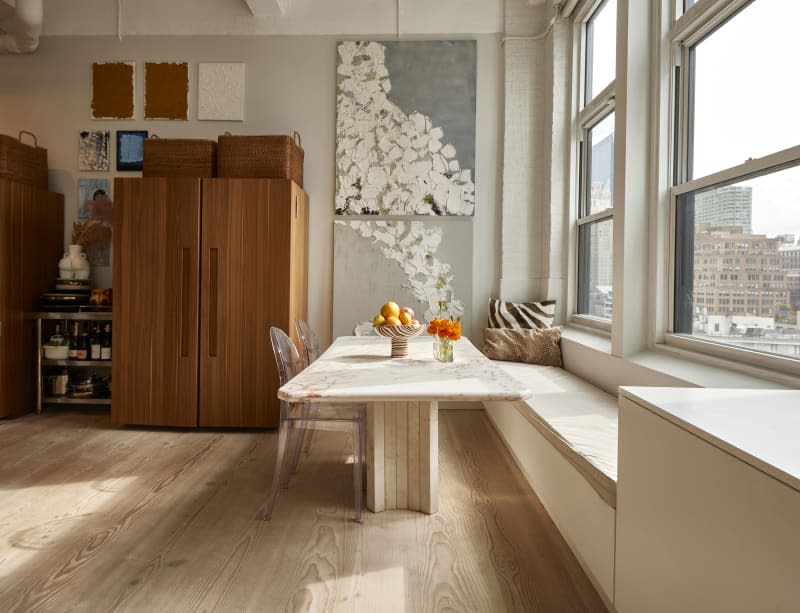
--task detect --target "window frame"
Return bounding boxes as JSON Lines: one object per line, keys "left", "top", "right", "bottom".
{"left": 574, "top": 0, "right": 617, "bottom": 328}
{"left": 666, "top": 0, "right": 800, "bottom": 376}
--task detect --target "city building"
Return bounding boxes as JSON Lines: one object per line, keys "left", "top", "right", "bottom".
{"left": 780, "top": 242, "right": 800, "bottom": 309}
{"left": 694, "top": 185, "right": 753, "bottom": 234}
{"left": 693, "top": 224, "right": 789, "bottom": 324}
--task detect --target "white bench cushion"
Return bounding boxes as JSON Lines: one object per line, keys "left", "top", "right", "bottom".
{"left": 491, "top": 361, "right": 618, "bottom": 507}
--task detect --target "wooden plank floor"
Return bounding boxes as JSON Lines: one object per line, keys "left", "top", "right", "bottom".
{"left": 0, "top": 410, "right": 607, "bottom": 613}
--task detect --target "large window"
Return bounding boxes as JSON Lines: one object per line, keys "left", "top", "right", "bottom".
{"left": 577, "top": 0, "right": 616, "bottom": 321}
{"left": 673, "top": 0, "right": 800, "bottom": 362}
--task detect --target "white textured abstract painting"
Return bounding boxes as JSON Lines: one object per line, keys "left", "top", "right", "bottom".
{"left": 333, "top": 220, "right": 472, "bottom": 338}
{"left": 198, "top": 63, "right": 245, "bottom": 121}
{"left": 335, "top": 41, "right": 476, "bottom": 216}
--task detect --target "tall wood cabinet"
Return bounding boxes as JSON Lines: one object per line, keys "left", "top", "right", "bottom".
{"left": 0, "top": 178, "right": 64, "bottom": 418}
{"left": 112, "top": 177, "right": 308, "bottom": 428}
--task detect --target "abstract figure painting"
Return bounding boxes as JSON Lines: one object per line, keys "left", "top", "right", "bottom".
{"left": 78, "top": 130, "right": 110, "bottom": 171}
{"left": 198, "top": 63, "right": 245, "bottom": 121}
{"left": 91, "top": 62, "right": 135, "bottom": 119}
{"left": 335, "top": 40, "right": 476, "bottom": 216}
{"left": 332, "top": 219, "right": 473, "bottom": 338}
{"left": 77, "top": 178, "right": 110, "bottom": 220}
{"left": 145, "top": 62, "right": 189, "bottom": 120}
{"left": 73, "top": 179, "right": 113, "bottom": 267}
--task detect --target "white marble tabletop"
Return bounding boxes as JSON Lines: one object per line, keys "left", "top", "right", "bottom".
{"left": 620, "top": 387, "right": 800, "bottom": 493}
{"left": 279, "top": 335, "right": 532, "bottom": 403}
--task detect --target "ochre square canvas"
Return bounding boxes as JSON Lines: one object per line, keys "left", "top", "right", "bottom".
{"left": 91, "top": 62, "right": 135, "bottom": 119}
{"left": 145, "top": 62, "right": 189, "bottom": 120}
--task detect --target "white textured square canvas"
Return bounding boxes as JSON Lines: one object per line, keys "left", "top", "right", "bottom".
{"left": 198, "top": 63, "right": 245, "bottom": 121}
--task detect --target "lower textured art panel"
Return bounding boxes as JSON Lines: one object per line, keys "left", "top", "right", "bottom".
{"left": 333, "top": 219, "right": 473, "bottom": 338}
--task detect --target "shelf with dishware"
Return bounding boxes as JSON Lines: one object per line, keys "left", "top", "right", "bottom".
{"left": 31, "top": 311, "right": 113, "bottom": 412}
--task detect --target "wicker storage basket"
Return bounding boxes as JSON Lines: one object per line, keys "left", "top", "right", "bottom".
{"left": 0, "top": 131, "right": 48, "bottom": 189}
{"left": 217, "top": 132, "right": 304, "bottom": 187}
{"left": 142, "top": 136, "right": 217, "bottom": 177}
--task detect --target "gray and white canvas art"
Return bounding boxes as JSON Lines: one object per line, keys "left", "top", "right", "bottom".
{"left": 335, "top": 40, "right": 477, "bottom": 216}
{"left": 333, "top": 219, "right": 473, "bottom": 338}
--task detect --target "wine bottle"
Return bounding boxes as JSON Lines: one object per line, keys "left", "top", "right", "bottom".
{"left": 76, "top": 325, "right": 89, "bottom": 360}
{"left": 68, "top": 322, "right": 79, "bottom": 359}
{"left": 100, "top": 323, "right": 112, "bottom": 361}
{"left": 90, "top": 324, "right": 101, "bottom": 360}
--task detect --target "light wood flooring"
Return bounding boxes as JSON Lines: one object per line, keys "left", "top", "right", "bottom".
{"left": 0, "top": 409, "right": 607, "bottom": 612}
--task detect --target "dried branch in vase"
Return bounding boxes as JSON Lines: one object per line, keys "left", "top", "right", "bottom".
{"left": 71, "top": 219, "right": 112, "bottom": 249}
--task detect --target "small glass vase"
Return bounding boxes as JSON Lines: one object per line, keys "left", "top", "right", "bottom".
{"left": 433, "top": 336, "right": 454, "bottom": 363}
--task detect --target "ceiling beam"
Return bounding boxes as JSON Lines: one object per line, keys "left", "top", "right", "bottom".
{"left": 242, "top": 0, "right": 290, "bottom": 17}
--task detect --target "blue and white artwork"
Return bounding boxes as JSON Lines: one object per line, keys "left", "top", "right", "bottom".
{"left": 335, "top": 40, "right": 477, "bottom": 216}
{"left": 116, "top": 130, "right": 147, "bottom": 171}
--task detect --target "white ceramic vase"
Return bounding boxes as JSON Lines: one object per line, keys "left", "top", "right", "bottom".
{"left": 68, "top": 244, "right": 91, "bottom": 280}
{"left": 58, "top": 252, "right": 73, "bottom": 279}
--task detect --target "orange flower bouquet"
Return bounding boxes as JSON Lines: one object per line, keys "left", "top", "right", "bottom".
{"left": 427, "top": 301, "right": 461, "bottom": 363}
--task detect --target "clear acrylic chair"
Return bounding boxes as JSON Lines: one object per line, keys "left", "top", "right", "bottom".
{"left": 293, "top": 319, "right": 322, "bottom": 460}
{"left": 264, "top": 326, "right": 365, "bottom": 523}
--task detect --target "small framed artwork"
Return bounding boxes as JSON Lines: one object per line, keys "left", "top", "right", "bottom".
{"left": 116, "top": 130, "right": 148, "bottom": 171}
{"left": 77, "top": 178, "right": 111, "bottom": 219}
{"left": 78, "top": 130, "right": 111, "bottom": 171}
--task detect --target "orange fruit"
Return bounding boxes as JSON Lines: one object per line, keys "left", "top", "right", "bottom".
{"left": 380, "top": 301, "right": 400, "bottom": 319}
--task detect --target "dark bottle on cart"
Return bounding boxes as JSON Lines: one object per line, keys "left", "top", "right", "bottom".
{"left": 100, "top": 323, "right": 112, "bottom": 360}
{"left": 68, "top": 322, "right": 79, "bottom": 359}
{"left": 76, "top": 325, "right": 89, "bottom": 360}
{"left": 90, "top": 324, "right": 101, "bottom": 360}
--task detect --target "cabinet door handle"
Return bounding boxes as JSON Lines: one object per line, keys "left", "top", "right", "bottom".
{"left": 181, "top": 248, "right": 191, "bottom": 358}
{"left": 209, "top": 248, "right": 218, "bottom": 358}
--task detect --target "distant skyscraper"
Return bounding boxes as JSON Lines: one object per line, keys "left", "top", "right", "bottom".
{"left": 694, "top": 186, "right": 753, "bottom": 234}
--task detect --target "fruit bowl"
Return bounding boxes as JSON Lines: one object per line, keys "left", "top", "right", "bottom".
{"left": 374, "top": 324, "right": 424, "bottom": 358}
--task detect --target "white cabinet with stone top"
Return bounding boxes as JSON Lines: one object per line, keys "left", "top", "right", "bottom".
{"left": 614, "top": 387, "right": 800, "bottom": 613}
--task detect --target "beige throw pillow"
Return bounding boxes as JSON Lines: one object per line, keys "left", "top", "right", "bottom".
{"left": 482, "top": 326, "right": 563, "bottom": 367}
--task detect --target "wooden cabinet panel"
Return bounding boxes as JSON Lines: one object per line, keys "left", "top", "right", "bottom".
{"left": 18, "top": 186, "right": 64, "bottom": 417}
{"left": 200, "top": 179, "right": 278, "bottom": 428}
{"left": 289, "top": 182, "right": 309, "bottom": 348}
{"left": 0, "top": 180, "right": 22, "bottom": 418}
{"left": 114, "top": 178, "right": 307, "bottom": 428}
{"left": 0, "top": 179, "right": 63, "bottom": 418}
{"left": 113, "top": 178, "right": 200, "bottom": 427}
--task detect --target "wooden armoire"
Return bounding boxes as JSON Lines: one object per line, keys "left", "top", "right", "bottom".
{"left": 0, "top": 178, "right": 64, "bottom": 418}
{"left": 112, "top": 177, "right": 308, "bottom": 428}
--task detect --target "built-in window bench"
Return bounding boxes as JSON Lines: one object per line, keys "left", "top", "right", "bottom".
{"left": 483, "top": 361, "right": 619, "bottom": 606}
{"left": 485, "top": 364, "right": 800, "bottom": 613}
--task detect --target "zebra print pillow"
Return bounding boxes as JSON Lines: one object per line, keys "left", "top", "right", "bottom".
{"left": 487, "top": 298, "right": 556, "bottom": 330}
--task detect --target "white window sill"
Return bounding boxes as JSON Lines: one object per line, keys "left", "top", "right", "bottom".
{"left": 561, "top": 325, "right": 798, "bottom": 391}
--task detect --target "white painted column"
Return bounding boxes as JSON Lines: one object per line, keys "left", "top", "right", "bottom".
{"left": 499, "top": 0, "right": 551, "bottom": 303}
{"left": 611, "top": 0, "right": 653, "bottom": 357}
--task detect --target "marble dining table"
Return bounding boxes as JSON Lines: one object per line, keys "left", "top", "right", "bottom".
{"left": 278, "top": 335, "right": 531, "bottom": 515}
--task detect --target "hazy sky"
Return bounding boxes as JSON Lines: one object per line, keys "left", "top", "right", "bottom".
{"left": 693, "top": 0, "right": 800, "bottom": 237}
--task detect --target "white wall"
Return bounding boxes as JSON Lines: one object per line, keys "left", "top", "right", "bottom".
{"left": 38, "top": 0, "right": 505, "bottom": 36}
{"left": 0, "top": 31, "right": 503, "bottom": 344}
